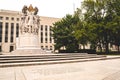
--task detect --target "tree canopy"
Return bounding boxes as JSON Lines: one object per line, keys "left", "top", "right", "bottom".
{"left": 52, "top": 0, "right": 120, "bottom": 53}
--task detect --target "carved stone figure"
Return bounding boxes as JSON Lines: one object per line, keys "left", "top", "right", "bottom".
{"left": 20, "top": 4, "right": 40, "bottom": 35}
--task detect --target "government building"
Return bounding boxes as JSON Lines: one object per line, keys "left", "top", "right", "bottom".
{"left": 0, "top": 9, "right": 60, "bottom": 53}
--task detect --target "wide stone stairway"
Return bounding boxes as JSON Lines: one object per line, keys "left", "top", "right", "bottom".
{"left": 0, "top": 53, "right": 107, "bottom": 67}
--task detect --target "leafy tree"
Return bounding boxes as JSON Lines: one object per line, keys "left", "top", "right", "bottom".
{"left": 82, "top": 0, "right": 107, "bottom": 52}
{"left": 52, "top": 14, "right": 79, "bottom": 52}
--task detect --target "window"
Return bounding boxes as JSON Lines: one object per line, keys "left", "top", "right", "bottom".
{"left": 50, "top": 46, "right": 52, "bottom": 50}
{"left": 45, "top": 38, "right": 47, "bottom": 43}
{"left": 6, "top": 17, "right": 9, "bottom": 20}
{"left": 45, "top": 32, "right": 47, "bottom": 36}
{"left": 16, "top": 18, "right": 19, "bottom": 21}
{"left": 41, "top": 46, "right": 43, "bottom": 49}
{"left": 10, "top": 23, "right": 14, "bottom": 42}
{"left": 5, "top": 23, "right": 9, "bottom": 42}
{"left": 0, "top": 16, "right": 3, "bottom": 20}
{"left": 11, "top": 17, "right": 14, "bottom": 20}
{"left": 50, "top": 37, "right": 52, "bottom": 43}
{"left": 0, "top": 22, "right": 3, "bottom": 42}
{"left": 16, "top": 23, "right": 19, "bottom": 37}
{"left": 41, "top": 37, "right": 43, "bottom": 43}
{"left": 41, "top": 25, "right": 43, "bottom": 31}
{"left": 45, "top": 25, "right": 47, "bottom": 31}
{"left": 41, "top": 32, "right": 43, "bottom": 43}
{"left": 41, "top": 32, "right": 43, "bottom": 37}
{"left": 10, "top": 46, "right": 14, "bottom": 52}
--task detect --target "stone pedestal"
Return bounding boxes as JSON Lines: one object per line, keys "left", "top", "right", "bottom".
{"left": 18, "top": 34, "right": 40, "bottom": 49}
{"left": 11, "top": 34, "right": 46, "bottom": 55}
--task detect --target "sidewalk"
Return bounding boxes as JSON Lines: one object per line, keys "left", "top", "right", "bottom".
{"left": 0, "top": 56, "right": 120, "bottom": 80}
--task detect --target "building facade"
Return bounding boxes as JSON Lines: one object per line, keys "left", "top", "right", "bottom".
{"left": 0, "top": 10, "right": 60, "bottom": 53}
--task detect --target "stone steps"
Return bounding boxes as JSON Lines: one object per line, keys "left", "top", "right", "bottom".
{"left": 0, "top": 53, "right": 106, "bottom": 67}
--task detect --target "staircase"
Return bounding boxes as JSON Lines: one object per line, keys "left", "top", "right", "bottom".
{"left": 0, "top": 53, "right": 106, "bottom": 67}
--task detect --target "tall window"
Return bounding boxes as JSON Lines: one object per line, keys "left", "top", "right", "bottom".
{"left": 45, "top": 32, "right": 47, "bottom": 36}
{"left": 50, "top": 32, "right": 52, "bottom": 43}
{"left": 41, "top": 32, "right": 43, "bottom": 43}
{"left": 5, "top": 23, "right": 9, "bottom": 42}
{"left": 50, "top": 37, "right": 52, "bottom": 43}
{"left": 10, "top": 23, "right": 14, "bottom": 42}
{"left": 16, "top": 23, "right": 19, "bottom": 37}
{"left": 45, "top": 25, "right": 47, "bottom": 31}
{"left": 41, "top": 25, "right": 43, "bottom": 31}
{"left": 0, "top": 22, "right": 3, "bottom": 42}
{"left": 45, "top": 38, "right": 47, "bottom": 43}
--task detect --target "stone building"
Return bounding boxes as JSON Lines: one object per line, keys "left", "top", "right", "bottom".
{"left": 0, "top": 9, "right": 60, "bottom": 53}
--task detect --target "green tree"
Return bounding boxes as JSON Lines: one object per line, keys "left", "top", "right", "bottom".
{"left": 52, "top": 14, "right": 79, "bottom": 52}
{"left": 108, "top": 0, "right": 120, "bottom": 52}
{"left": 82, "top": 0, "right": 107, "bottom": 52}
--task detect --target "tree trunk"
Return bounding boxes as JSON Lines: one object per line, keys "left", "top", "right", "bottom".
{"left": 83, "top": 45, "right": 85, "bottom": 49}
{"left": 105, "top": 42, "right": 109, "bottom": 54}
{"left": 99, "top": 45, "right": 102, "bottom": 52}
{"left": 117, "top": 45, "right": 120, "bottom": 52}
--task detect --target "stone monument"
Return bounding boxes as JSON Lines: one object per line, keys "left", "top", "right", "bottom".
{"left": 11, "top": 5, "right": 46, "bottom": 54}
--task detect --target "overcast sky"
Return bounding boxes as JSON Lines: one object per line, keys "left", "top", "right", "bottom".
{"left": 0, "top": 0, "right": 83, "bottom": 18}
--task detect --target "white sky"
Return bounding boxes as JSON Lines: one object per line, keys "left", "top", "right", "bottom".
{"left": 0, "top": 0, "right": 83, "bottom": 18}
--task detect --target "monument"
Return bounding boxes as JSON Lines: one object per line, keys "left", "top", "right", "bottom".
{"left": 11, "top": 5, "right": 46, "bottom": 54}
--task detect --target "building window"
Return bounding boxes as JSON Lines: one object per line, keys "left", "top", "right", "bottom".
{"left": 0, "top": 16, "right": 3, "bottom": 20}
{"left": 45, "top": 25, "right": 47, "bottom": 31}
{"left": 41, "top": 32, "right": 43, "bottom": 37}
{"left": 41, "top": 32, "right": 43, "bottom": 43}
{"left": 16, "top": 23, "right": 19, "bottom": 37}
{"left": 50, "top": 37, "right": 52, "bottom": 43}
{"left": 5, "top": 23, "right": 9, "bottom": 42}
{"left": 45, "top": 38, "right": 47, "bottom": 43}
{"left": 10, "top": 23, "right": 14, "bottom": 42}
{"left": 41, "top": 37, "right": 43, "bottom": 43}
{"left": 16, "top": 18, "right": 19, "bottom": 21}
{"left": 41, "top": 46, "right": 43, "bottom": 49}
{"left": 45, "top": 32, "right": 47, "bottom": 36}
{"left": 11, "top": 17, "right": 14, "bottom": 20}
{"left": 10, "top": 46, "right": 14, "bottom": 52}
{"left": 41, "top": 25, "right": 43, "bottom": 31}
{"left": 0, "top": 22, "right": 3, "bottom": 42}
{"left": 6, "top": 17, "right": 9, "bottom": 20}
{"left": 50, "top": 46, "right": 52, "bottom": 50}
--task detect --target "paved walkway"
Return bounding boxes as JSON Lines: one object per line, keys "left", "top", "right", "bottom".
{"left": 0, "top": 56, "right": 120, "bottom": 80}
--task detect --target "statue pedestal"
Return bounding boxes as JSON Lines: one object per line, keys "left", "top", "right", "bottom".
{"left": 18, "top": 33, "right": 40, "bottom": 49}
{"left": 11, "top": 34, "right": 47, "bottom": 55}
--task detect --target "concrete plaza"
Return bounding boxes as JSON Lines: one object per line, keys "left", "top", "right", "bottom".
{"left": 0, "top": 56, "right": 120, "bottom": 80}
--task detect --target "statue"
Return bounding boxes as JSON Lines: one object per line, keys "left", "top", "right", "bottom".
{"left": 20, "top": 4, "right": 40, "bottom": 35}
{"left": 11, "top": 4, "right": 47, "bottom": 55}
